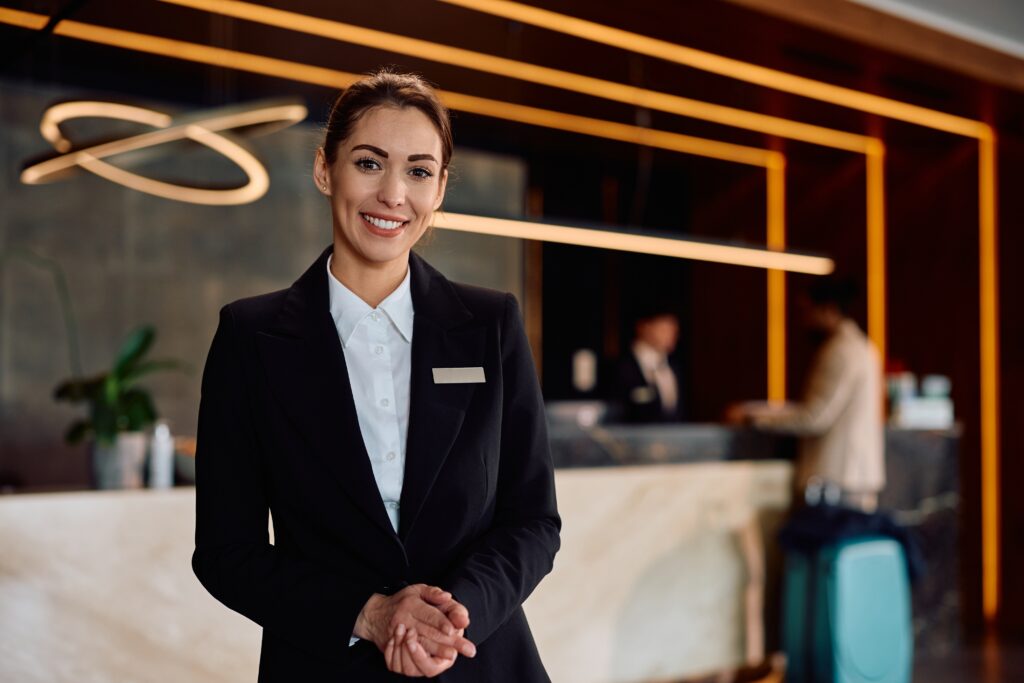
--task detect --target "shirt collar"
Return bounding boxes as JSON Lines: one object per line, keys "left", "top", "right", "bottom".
{"left": 632, "top": 340, "right": 667, "bottom": 373}
{"left": 327, "top": 255, "right": 414, "bottom": 347}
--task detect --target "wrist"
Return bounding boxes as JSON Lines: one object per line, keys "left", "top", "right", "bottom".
{"left": 354, "top": 592, "right": 386, "bottom": 641}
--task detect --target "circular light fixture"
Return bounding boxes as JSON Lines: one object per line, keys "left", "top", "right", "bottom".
{"left": 21, "top": 99, "right": 308, "bottom": 205}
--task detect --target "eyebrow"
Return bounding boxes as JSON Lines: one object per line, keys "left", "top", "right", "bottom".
{"left": 352, "top": 144, "right": 437, "bottom": 164}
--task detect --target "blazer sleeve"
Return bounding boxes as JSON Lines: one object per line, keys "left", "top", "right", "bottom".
{"left": 441, "top": 293, "right": 561, "bottom": 644}
{"left": 192, "top": 305, "right": 374, "bottom": 660}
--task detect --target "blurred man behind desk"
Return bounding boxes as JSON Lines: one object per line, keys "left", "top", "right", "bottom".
{"left": 613, "top": 309, "right": 686, "bottom": 423}
{"left": 732, "top": 278, "right": 884, "bottom": 512}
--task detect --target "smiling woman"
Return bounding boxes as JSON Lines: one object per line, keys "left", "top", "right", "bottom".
{"left": 191, "top": 69, "right": 561, "bottom": 682}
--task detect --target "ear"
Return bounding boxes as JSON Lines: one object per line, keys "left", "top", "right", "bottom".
{"left": 313, "top": 147, "right": 331, "bottom": 195}
{"left": 433, "top": 168, "right": 449, "bottom": 211}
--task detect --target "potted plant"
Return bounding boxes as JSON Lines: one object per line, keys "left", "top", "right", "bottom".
{"left": 54, "top": 325, "right": 183, "bottom": 489}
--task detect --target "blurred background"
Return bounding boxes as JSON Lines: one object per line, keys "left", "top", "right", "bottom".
{"left": 2, "top": 1, "right": 1023, "bottom": 681}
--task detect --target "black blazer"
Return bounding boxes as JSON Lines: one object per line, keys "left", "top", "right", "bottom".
{"left": 612, "top": 353, "right": 686, "bottom": 424}
{"left": 193, "top": 247, "right": 561, "bottom": 682}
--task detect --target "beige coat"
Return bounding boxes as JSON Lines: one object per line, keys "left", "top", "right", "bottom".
{"left": 754, "top": 320, "right": 885, "bottom": 495}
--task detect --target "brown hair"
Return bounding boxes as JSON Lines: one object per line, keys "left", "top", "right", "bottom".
{"left": 322, "top": 68, "right": 453, "bottom": 169}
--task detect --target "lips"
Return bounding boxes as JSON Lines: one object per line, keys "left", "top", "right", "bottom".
{"left": 360, "top": 212, "right": 409, "bottom": 237}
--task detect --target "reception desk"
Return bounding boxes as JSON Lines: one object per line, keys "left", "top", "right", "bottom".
{"left": 0, "top": 424, "right": 958, "bottom": 682}
{"left": 0, "top": 461, "right": 791, "bottom": 683}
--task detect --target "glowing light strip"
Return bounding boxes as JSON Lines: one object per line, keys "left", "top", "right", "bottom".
{"left": 157, "top": 0, "right": 872, "bottom": 153}
{"left": 439, "top": 0, "right": 988, "bottom": 139}
{"left": 40, "top": 101, "right": 171, "bottom": 152}
{"left": 866, "top": 142, "right": 887, "bottom": 363}
{"left": 21, "top": 101, "right": 307, "bottom": 205}
{"left": 434, "top": 212, "right": 833, "bottom": 275}
{"left": 979, "top": 129, "right": 1000, "bottom": 620}
{"left": 0, "top": 7, "right": 46, "bottom": 29}
{"left": 767, "top": 159, "right": 787, "bottom": 401}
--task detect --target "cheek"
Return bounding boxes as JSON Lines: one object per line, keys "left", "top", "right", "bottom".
{"left": 409, "top": 181, "right": 442, "bottom": 213}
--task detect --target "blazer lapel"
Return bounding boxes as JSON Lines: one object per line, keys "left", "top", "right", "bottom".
{"left": 256, "top": 246, "right": 398, "bottom": 541}
{"left": 398, "top": 252, "right": 482, "bottom": 539}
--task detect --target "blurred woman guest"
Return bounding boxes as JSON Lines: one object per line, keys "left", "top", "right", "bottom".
{"left": 192, "top": 69, "right": 560, "bottom": 681}
{"left": 729, "top": 278, "right": 884, "bottom": 512}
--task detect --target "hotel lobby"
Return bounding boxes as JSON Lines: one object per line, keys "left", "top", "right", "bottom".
{"left": 2, "top": 1, "right": 1024, "bottom": 681}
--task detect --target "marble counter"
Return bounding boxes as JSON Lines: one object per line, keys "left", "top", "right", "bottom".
{"left": 0, "top": 489, "right": 262, "bottom": 683}
{"left": 0, "top": 461, "right": 791, "bottom": 683}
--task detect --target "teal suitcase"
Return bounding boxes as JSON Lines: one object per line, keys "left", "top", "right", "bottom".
{"left": 782, "top": 536, "right": 913, "bottom": 683}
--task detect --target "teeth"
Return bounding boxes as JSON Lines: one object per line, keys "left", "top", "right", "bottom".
{"left": 363, "top": 214, "right": 404, "bottom": 230}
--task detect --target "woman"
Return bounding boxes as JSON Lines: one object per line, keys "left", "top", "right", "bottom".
{"left": 192, "top": 70, "right": 561, "bottom": 681}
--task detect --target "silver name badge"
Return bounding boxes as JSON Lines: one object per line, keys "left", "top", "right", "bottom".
{"left": 432, "top": 367, "right": 486, "bottom": 384}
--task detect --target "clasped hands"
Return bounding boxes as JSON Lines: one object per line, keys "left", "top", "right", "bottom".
{"left": 354, "top": 584, "right": 476, "bottom": 678}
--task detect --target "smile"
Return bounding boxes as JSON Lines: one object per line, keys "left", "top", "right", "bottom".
{"left": 361, "top": 213, "right": 407, "bottom": 230}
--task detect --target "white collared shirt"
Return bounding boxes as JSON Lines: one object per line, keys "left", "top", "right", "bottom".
{"left": 327, "top": 255, "right": 413, "bottom": 533}
{"left": 632, "top": 340, "right": 678, "bottom": 414}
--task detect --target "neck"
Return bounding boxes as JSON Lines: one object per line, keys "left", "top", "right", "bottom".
{"left": 330, "top": 244, "right": 408, "bottom": 309}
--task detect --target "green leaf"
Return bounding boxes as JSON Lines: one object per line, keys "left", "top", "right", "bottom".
{"left": 121, "top": 388, "right": 157, "bottom": 431}
{"left": 64, "top": 420, "right": 91, "bottom": 445}
{"left": 112, "top": 326, "right": 155, "bottom": 378}
{"left": 54, "top": 373, "right": 105, "bottom": 402}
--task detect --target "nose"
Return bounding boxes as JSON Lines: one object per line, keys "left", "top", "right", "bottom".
{"left": 377, "top": 170, "right": 406, "bottom": 208}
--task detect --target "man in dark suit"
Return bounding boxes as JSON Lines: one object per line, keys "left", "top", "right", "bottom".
{"left": 613, "top": 310, "right": 685, "bottom": 423}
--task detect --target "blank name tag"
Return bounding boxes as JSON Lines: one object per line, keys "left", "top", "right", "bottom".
{"left": 433, "top": 367, "right": 486, "bottom": 384}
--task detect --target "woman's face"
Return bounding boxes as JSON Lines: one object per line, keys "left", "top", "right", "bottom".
{"left": 315, "top": 106, "right": 447, "bottom": 270}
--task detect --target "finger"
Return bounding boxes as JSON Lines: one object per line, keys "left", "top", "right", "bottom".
{"left": 390, "top": 625, "right": 406, "bottom": 674}
{"left": 385, "top": 637, "right": 397, "bottom": 673}
{"left": 408, "top": 610, "right": 457, "bottom": 641}
{"left": 401, "top": 630, "right": 426, "bottom": 677}
{"left": 392, "top": 634, "right": 403, "bottom": 674}
{"left": 420, "top": 586, "right": 453, "bottom": 605}
{"left": 441, "top": 600, "right": 471, "bottom": 630}
{"left": 409, "top": 616, "right": 475, "bottom": 659}
{"left": 407, "top": 631, "right": 455, "bottom": 678}
{"left": 417, "top": 634, "right": 458, "bottom": 661}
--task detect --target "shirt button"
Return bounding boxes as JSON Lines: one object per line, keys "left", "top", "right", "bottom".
{"left": 387, "top": 501, "right": 399, "bottom": 509}
{"left": 371, "top": 312, "right": 380, "bottom": 322}
{"left": 380, "top": 398, "right": 390, "bottom": 408}
{"left": 386, "top": 451, "right": 396, "bottom": 461}
{"left": 375, "top": 345, "right": 384, "bottom": 355}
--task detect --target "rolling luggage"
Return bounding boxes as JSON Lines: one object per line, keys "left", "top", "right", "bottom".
{"left": 782, "top": 536, "right": 913, "bottom": 683}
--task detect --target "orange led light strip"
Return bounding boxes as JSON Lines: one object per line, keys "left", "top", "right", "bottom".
{"left": 435, "top": 212, "right": 832, "bottom": 275}
{"left": 158, "top": 0, "right": 873, "bottom": 153}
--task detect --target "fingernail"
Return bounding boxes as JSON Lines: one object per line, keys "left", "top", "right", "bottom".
{"left": 396, "top": 623, "right": 406, "bottom": 637}
{"left": 445, "top": 624, "right": 454, "bottom": 635}
{"left": 408, "top": 640, "right": 418, "bottom": 653}
{"left": 467, "top": 644, "right": 477, "bottom": 657}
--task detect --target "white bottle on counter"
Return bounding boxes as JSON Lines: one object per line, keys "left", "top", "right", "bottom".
{"left": 149, "top": 421, "right": 174, "bottom": 489}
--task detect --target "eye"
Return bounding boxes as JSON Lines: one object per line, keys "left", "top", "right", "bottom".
{"left": 409, "top": 166, "right": 434, "bottom": 180}
{"left": 355, "top": 156, "right": 382, "bottom": 171}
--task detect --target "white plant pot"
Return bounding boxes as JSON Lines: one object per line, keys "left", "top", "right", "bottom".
{"left": 91, "top": 432, "right": 147, "bottom": 489}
